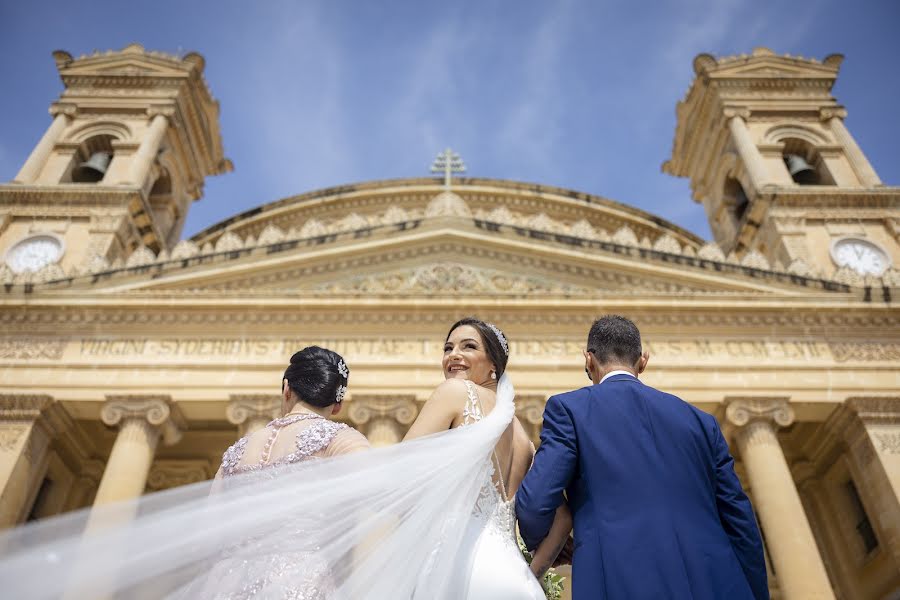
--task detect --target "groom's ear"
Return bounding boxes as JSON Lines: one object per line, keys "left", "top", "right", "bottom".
{"left": 635, "top": 350, "right": 650, "bottom": 375}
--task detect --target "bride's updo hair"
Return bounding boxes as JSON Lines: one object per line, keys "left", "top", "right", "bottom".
{"left": 283, "top": 346, "right": 349, "bottom": 408}
{"left": 446, "top": 317, "right": 509, "bottom": 379}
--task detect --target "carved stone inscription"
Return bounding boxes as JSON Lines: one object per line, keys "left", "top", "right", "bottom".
{"left": 0, "top": 337, "right": 895, "bottom": 364}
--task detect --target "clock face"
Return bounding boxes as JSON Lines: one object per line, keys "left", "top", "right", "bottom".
{"left": 830, "top": 238, "right": 891, "bottom": 276}
{"left": 4, "top": 234, "right": 65, "bottom": 274}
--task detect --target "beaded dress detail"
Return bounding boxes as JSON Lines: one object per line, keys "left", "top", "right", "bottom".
{"left": 188, "top": 413, "right": 352, "bottom": 600}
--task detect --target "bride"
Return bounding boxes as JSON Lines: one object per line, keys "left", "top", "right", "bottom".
{"left": 404, "top": 317, "right": 570, "bottom": 598}
{"left": 0, "top": 324, "right": 569, "bottom": 599}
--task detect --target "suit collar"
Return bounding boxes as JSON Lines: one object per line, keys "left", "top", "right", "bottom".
{"left": 599, "top": 370, "right": 638, "bottom": 385}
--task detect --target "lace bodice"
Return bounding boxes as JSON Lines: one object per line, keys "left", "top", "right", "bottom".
{"left": 220, "top": 413, "right": 349, "bottom": 477}
{"left": 460, "top": 381, "right": 517, "bottom": 541}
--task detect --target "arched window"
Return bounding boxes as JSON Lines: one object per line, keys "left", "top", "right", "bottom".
{"left": 781, "top": 139, "right": 834, "bottom": 186}
{"left": 723, "top": 176, "right": 750, "bottom": 223}
{"left": 67, "top": 135, "right": 115, "bottom": 183}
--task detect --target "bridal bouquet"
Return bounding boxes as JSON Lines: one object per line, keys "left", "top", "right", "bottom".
{"left": 517, "top": 536, "right": 566, "bottom": 600}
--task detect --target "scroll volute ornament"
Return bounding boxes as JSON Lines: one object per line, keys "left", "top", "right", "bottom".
{"left": 347, "top": 396, "right": 419, "bottom": 427}
{"left": 724, "top": 397, "right": 795, "bottom": 429}
{"left": 101, "top": 395, "right": 185, "bottom": 445}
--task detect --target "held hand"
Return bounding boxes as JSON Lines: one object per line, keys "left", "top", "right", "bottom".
{"left": 552, "top": 536, "right": 575, "bottom": 567}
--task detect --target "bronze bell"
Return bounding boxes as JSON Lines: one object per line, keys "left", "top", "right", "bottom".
{"left": 72, "top": 151, "right": 111, "bottom": 183}
{"left": 783, "top": 153, "right": 817, "bottom": 184}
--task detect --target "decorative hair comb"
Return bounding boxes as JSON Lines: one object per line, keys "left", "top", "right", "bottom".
{"left": 337, "top": 359, "right": 349, "bottom": 378}
{"left": 485, "top": 322, "right": 509, "bottom": 355}
{"left": 335, "top": 385, "right": 347, "bottom": 404}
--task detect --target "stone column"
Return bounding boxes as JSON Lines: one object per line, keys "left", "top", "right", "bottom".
{"left": 725, "top": 397, "right": 834, "bottom": 600}
{"left": 726, "top": 108, "right": 769, "bottom": 192}
{"left": 829, "top": 397, "right": 900, "bottom": 567}
{"left": 822, "top": 108, "right": 882, "bottom": 187}
{"left": 226, "top": 395, "right": 281, "bottom": 437}
{"left": 124, "top": 110, "right": 170, "bottom": 186}
{"left": 92, "top": 396, "right": 184, "bottom": 507}
{"left": 13, "top": 104, "right": 75, "bottom": 184}
{"left": 146, "top": 460, "right": 211, "bottom": 492}
{"left": 348, "top": 396, "right": 418, "bottom": 447}
{"left": 0, "top": 395, "right": 70, "bottom": 528}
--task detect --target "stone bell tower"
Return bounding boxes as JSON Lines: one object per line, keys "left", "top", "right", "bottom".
{"left": 664, "top": 48, "right": 899, "bottom": 281}
{"left": 0, "top": 43, "right": 231, "bottom": 279}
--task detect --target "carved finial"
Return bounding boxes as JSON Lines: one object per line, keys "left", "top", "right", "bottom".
{"left": 430, "top": 148, "right": 466, "bottom": 189}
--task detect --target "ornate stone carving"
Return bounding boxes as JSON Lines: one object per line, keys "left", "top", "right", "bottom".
{"left": 227, "top": 395, "right": 280, "bottom": 435}
{"left": 125, "top": 246, "right": 156, "bottom": 267}
{"left": 787, "top": 259, "right": 811, "bottom": 277}
{"left": 697, "top": 243, "right": 726, "bottom": 261}
{"left": 257, "top": 225, "right": 286, "bottom": 246}
{"left": 214, "top": 232, "right": 243, "bottom": 253}
{"left": 611, "top": 226, "right": 638, "bottom": 246}
{"left": 740, "top": 250, "right": 770, "bottom": 270}
{"left": 146, "top": 459, "right": 211, "bottom": 491}
{"left": 299, "top": 219, "right": 327, "bottom": 238}
{"left": 347, "top": 395, "right": 418, "bottom": 446}
{"left": 652, "top": 234, "right": 682, "bottom": 254}
{"left": 0, "top": 338, "right": 65, "bottom": 360}
{"left": 101, "top": 395, "right": 185, "bottom": 446}
{"left": 315, "top": 262, "right": 592, "bottom": 296}
{"left": 425, "top": 190, "right": 471, "bottom": 218}
{"left": 832, "top": 265, "right": 864, "bottom": 287}
{"left": 0, "top": 425, "right": 25, "bottom": 451}
{"left": 334, "top": 213, "right": 369, "bottom": 232}
{"left": 829, "top": 342, "right": 900, "bottom": 363}
{"left": 0, "top": 395, "right": 55, "bottom": 420}
{"left": 724, "top": 397, "right": 794, "bottom": 429}
{"left": 348, "top": 396, "right": 418, "bottom": 427}
{"left": 873, "top": 433, "right": 900, "bottom": 455}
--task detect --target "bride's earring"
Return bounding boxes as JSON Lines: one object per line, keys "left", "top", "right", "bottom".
{"left": 490, "top": 371, "right": 496, "bottom": 380}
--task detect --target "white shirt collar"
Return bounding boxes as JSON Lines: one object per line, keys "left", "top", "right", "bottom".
{"left": 599, "top": 370, "right": 636, "bottom": 384}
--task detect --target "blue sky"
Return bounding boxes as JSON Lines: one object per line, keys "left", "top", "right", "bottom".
{"left": 1, "top": 0, "right": 898, "bottom": 240}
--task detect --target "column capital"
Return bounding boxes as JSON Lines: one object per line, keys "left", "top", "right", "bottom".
{"left": 819, "top": 106, "right": 848, "bottom": 121}
{"left": 48, "top": 102, "right": 77, "bottom": 118}
{"left": 101, "top": 395, "right": 185, "bottom": 446}
{"left": 347, "top": 395, "right": 418, "bottom": 427}
{"left": 226, "top": 395, "right": 280, "bottom": 427}
{"left": 724, "top": 396, "right": 795, "bottom": 429}
{"left": 146, "top": 106, "right": 175, "bottom": 120}
{"left": 723, "top": 106, "right": 752, "bottom": 120}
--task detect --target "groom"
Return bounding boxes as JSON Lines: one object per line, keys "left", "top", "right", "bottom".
{"left": 516, "top": 315, "right": 768, "bottom": 599}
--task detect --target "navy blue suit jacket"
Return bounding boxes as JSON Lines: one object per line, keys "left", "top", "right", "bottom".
{"left": 516, "top": 375, "right": 768, "bottom": 600}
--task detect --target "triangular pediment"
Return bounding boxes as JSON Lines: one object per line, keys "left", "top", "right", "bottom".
{"left": 81, "top": 224, "right": 827, "bottom": 300}
{"left": 63, "top": 57, "right": 187, "bottom": 78}
{"left": 711, "top": 57, "right": 838, "bottom": 80}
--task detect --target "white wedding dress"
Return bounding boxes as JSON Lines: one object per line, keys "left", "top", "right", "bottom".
{"left": 0, "top": 375, "right": 545, "bottom": 599}
{"left": 457, "top": 380, "right": 546, "bottom": 600}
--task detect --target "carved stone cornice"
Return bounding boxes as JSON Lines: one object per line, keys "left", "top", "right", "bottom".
{"left": 146, "top": 459, "right": 211, "bottom": 491}
{"left": 101, "top": 395, "right": 185, "bottom": 445}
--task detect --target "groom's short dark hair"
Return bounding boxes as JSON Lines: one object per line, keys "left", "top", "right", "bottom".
{"left": 587, "top": 315, "right": 642, "bottom": 366}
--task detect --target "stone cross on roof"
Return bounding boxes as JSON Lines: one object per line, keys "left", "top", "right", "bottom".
{"left": 430, "top": 148, "right": 466, "bottom": 189}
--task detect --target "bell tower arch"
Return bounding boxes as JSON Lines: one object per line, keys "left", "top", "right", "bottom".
{"left": 664, "top": 47, "right": 898, "bottom": 280}
{"left": 0, "top": 43, "right": 232, "bottom": 278}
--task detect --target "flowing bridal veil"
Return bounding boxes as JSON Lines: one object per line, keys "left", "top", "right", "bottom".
{"left": 0, "top": 375, "right": 518, "bottom": 599}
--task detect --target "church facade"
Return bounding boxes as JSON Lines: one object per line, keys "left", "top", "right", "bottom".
{"left": 0, "top": 45, "right": 898, "bottom": 599}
